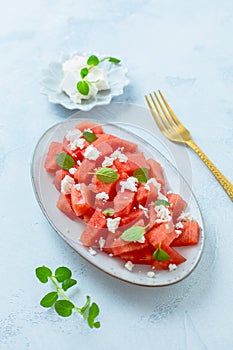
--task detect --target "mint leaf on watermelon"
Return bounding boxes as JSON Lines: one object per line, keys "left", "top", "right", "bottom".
{"left": 133, "top": 168, "right": 149, "bottom": 183}
{"left": 90, "top": 167, "right": 119, "bottom": 184}
{"left": 121, "top": 226, "right": 146, "bottom": 242}
{"left": 102, "top": 208, "right": 115, "bottom": 217}
{"left": 154, "top": 199, "right": 170, "bottom": 207}
{"left": 56, "top": 153, "right": 75, "bottom": 170}
{"left": 153, "top": 244, "right": 170, "bottom": 262}
{"left": 83, "top": 131, "right": 97, "bottom": 143}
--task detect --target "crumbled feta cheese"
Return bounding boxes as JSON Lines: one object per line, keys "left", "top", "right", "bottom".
{"left": 144, "top": 183, "right": 150, "bottom": 191}
{"left": 84, "top": 128, "right": 93, "bottom": 133}
{"left": 102, "top": 147, "right": 128, "bottom": 167}
{"left": 74, "top": 183, "right": 81, "bottom": 191}
{"left": 120, "top": 176, "right": 138, "bottom": 192}
{"left": 124, "top": 261, "right": 134, "bottom": 272}
{"left": 95, "top": 192, "right": 109, "bottom": 201}
{"left": 107, "top": 217, "right": 121, "bottom": 233}
{"left": 69, "top": 167, "right": 77, "bottom": 175}
{"left": 70, "top": 137, "right": 85, "bottom": 150}
{"left": 165, "top": 223, "right": 169, "bottom": 230}
{"left": 155, "top": 205, "right": 172, "bottom": 223}
{"left": 61, "top": 175, "right": 74, "bottom": 194}
{"left": 138, "top": 204, "right": 149, "bottom": 218}
{"left": 60, "top": 55, "right": 109, "bottom": 104}
{"left": 84, "top": 145, "right": 101, "bottom": 160}
{"left": 175, "top": 229, "right": 182, "bottom": 235}
{"left": 167, "top": 190, "right": 173, "bottom": 194}
{"left": 109, "top": 253, "right": 113, "bottom": 257}
{"left": 111, "top": 148, "right": 128, "bottom": 163}
{"left": 102, "top": 156, "right": 114, "bottom": 167}
{"left": 88, "top": 247, "right": 97, "bottom": 256}
{"left": 168, "top": 263, "right": 177, "bottom": 271}
{"left": 175, "top": 221, "right": 184, "bottom": 229}
{"left": 178, "top": 212, "right": 192, "bottom": 222}
{"left": 99, "top": 237, "right": 105, "bottom": 250}
{"left": 147, "top": 271, "right": 156, "bottom": 278}
{"left": 66, "top": 129, "right": 82, "bottom": 142}
{"left": 77, "top": 160, "right": 82, "bottom": 166}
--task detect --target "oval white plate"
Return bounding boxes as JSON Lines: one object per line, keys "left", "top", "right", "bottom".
{"left": 31, "top": 108, "right": 204, "bottom": 287}
{"left": 40, "top": 53, "right": 129, "bottom": 111}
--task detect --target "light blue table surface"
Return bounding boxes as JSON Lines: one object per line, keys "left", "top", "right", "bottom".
{"left": 1, "top": 1, "right": 233, "bottom": 349}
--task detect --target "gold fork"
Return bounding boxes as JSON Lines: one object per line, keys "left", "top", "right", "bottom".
{"left": 145, "top": 90, "right": 233, "bottom": 201}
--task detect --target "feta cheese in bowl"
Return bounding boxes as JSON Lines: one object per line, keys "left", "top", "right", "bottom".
{"left": 40, "top": 52, "right": 129, "bottom": 111}
{"left": 61, "top": 55, "right": 110, "bottom": 104}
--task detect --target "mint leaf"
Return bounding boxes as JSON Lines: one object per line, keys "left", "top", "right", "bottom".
{"left": 77, "top": 80, "right": 89, "bottom": 95}
{"left": 56, "top": 153, "right": 75, "bottom": 170}
{"left": 83, "top": 131, "right": 97, "bottom": 143}
{"left": 95, "top": 167, "right": 119, "bottom": 184}
{"left": 55, "top": 300, "right": 74, "bottom": 317}
{"left": 88, "top": 302, "right": 100, "bottom": 328}
{"left": 155, "top": 199, "right": 170, "bottom": 207}
{"left": 80, "top": 67, "right": 88, "bottom": 79}
{"left": 62, "top": 278, "right": 77, "bottom": 291}
{"left": 40, "top": 291, "right": 58, "bottom": 308}
{"left": 121, "top": 225, "right": 145, "bottom": 242}
{"left": 102, "top": 208, "right": 115, "bottom": 217}
{"left": 87, "top": 55, "right": 100, "bottom": 66}
{"left": 55, "top": 267, "right": 72, "bottom": 282}
{"left": 108, "top": 57, "right": 121, "bottom": 63}
{"left": 35, "top": 266, "right": 52, "bottom": 283}
{"left": 153, "top": 246, "right": 170, "bottom": 262}
{"left": 133, "top": 168, "right": 149, "bottom": 183}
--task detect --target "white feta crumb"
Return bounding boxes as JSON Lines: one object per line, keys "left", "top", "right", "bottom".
{"left": 88, "top": 247, "right": 97, "bottom": 256}
{"left": 84, "top": 128, "right": 93, "bottom": 133}
{"left": 155, "top": 205, "right": 172, "bottom": 223}
{"left": 120, "top": 176, "right": 138, "bottom": 192}
{"left": 175, "top": 221, "right": 184, "bottom": 229}
{"left": 102, "top": 148, "right": 128, "bottom": 167}
{"left": 178, "top": 212, "right": 192, "bottom": 222}
{"left": 144, "top": 183, "right": 150, "bottom": 191}
{"left": 165, "top": 223, "right": 169, "bottom": 230}
{"left": 77, "top": 160, "right": 82, "bottom": 166}
{"left": 124, "top": 261, "right": 134, "bottom": 272}
{"left": 175, "top": 229, "right": 182, "bottom": 235}
{"left": 61, "top": 175, "right": 75, "bottom": 194}
{"left": 95, "top": 192, "right": 109, "bottom": 201}
{"left": 84, "top": 145, "right": 101, "bottom": 160}
{"left": 74, "top": 183, "right": 81, "bottom": 191}
{"left": 109, "top": 253, "right": 113, "bottom": 257}
{"left": 168, "top": 263, "right": 177, "bottom": 271}
{"left": 167, "top": 190, "right": 173, "bottom": 194}
{"left": 70, "top": 137, "right": 85, "bottom": 150}
{"left": 107, "top": 217, "right": 121, "bottom": 233}
{"left": 111, "top": 148, "right": 128, "bottom": 163}
{"left": 99, "top": 237, "right": 105, "bottom": 250}
{"left": 102, "top": 156, "right": 114, "bottom": 167}
{"left": 69, "top": 167, "right": 77, "bottom": 175}
{"left": 138, "top": 204, "right": 149, "bottom": 218}
{"left": 147, "top": 271, "right": 156, "bottom": 278}
{"left": 66, "top": 129, "right": 82, "bottom": 142}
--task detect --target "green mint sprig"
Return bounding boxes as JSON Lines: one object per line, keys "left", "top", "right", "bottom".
{"left": 77, "top": 54, "right": 121, "bottom": 96}
{"left": 154, "top": 199, "right": 170, "bottom": 207}
{"left": 89, "top": 167, "right": 119, "bottom": 184}
{"left": 35, "top": 266, "right": 100, "bottom": 329}
{"left": 102, "top": 208, "right": 115, "bottom": 217}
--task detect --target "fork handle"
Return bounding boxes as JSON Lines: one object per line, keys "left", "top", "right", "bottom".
{"left": 186, "top": 140, "right": 233, "bottom": 201}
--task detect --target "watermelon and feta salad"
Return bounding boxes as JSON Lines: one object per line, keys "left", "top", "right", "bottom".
{"left": 44, "top": 120, "right": 200, "bottom": 272}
